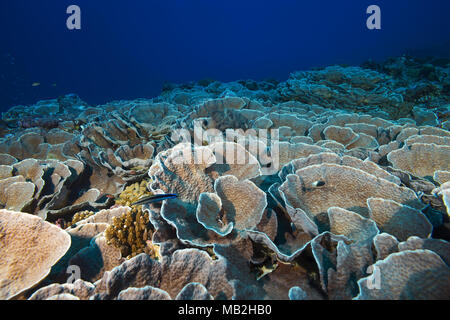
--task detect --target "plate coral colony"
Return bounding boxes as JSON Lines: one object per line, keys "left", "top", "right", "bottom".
{"left": 0, "top": 56, "right": 449, "bottom": 300}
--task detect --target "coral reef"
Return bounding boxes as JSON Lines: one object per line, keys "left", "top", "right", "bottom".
{"left": 0, "top": 56, "right": 449, "bottom": 300}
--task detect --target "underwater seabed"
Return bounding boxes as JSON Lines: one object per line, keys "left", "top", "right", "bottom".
{"left": 0, "top": 55, "right": 449, "bottom": 300}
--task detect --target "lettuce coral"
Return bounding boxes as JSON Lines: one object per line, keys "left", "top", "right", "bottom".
{"left": 1, "top": 56, "right": 450, "bottom": 300}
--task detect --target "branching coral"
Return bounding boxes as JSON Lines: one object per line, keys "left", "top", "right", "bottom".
{"left": 66, "top": 210, "right": 95, "bottom": 228}
{"left": 104, "top": 208, "right": 159, "bottom": 260}
{"left": 104, "top": 180, "right": 159, "bottom": 259}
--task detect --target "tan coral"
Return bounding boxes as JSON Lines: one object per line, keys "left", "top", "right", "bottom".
{"left": 149, "top": 143, "right": 216, "bottom": 203}
{"left": 419, "top": 126, "right": 450, "bottom": 137}
{"left": 213, "top": 176, "right": 266, "bottom": 227}
{"left": 46, "top": 293, "right": 80, "bottom": 300}
{"left": 28, "top": 279, "right": 95, "bottom": 300}
{"left": 356, "top": 250, "right": 450, "bottom": 300}
{"left": 1, "top": 181, "right": 35, "bottom": 212}
{"left": 207, "top": 141, "right": 261, "bottom": 180}
{"left": 12, "top": 159, "right": 45, "bottom": 198}
{"left": 117, "top": 286, "right": 171, "bottom": 300}
{"left": 0, "top": 176, "right": 25, "bottom": 197}
{"left": 0, "top": 210, "right": 71, "bottom": 299}
{"left": 327, "top": 207, "right": 379, "bottom": 243}
{"left": 323, "top": 125, "right": 359, "bottom": 146}
{"left": 0, "top": 165, "right": 13, "bottom": 179}
{"left": 51, "top": 222, "right": 111, "bottom": 278}
{"left": 367, "top": 198, "right": 432, "bottom": 241}
{"left": 404, "top": 134, "right": 450, "bottom": 147}
{"left": 345, "top": 123, "right": 378, "bottom": 138}
{"left": 196, "top": 97, "right": 246, "bottom": 117}
{"left": 387, "top": 143, "right": 450, "bottom": 179}
{"left": 434, "top": 170, "right": 450, "bottom": 185}
{"left": 98, "top": 143, "right": 154, "bottom": 180}
{"left": 52, "top": 207, "right": 133, "bottom": 282}
{"left": 395, "top": 127, "right": 419, "bottom": 143}
{"left": 264, "top": 113, "right": 313, "bottom": 136}
{"left": 273, "top": 142, "right": 329, "bottom": 172}
{"left": 372, "top": 233, "right": 399, "bottom": 261}
{"left": 398, "top": 236, "right": 450, "bottom": 266}
{"left": 4, "top": 132, "right": 49, "bottom": 160}
{"left": 95, "top": 249, "right": 234, "bottom": 300}
{"left": 315, "top": 140, "right": 345, "bottom": 153}
{"left": 280, "top": 152, "right": 400, "bottom": 185}
{"left": 373, "top": 141, "right": 401, "bottom": 161}
{"left": 45, "top": 129, "right": 76, "bottom": 145}
{"left": 0, "top": 154, "right": 18, "bottom": 166}
{"left": 197, "top": 175, "right": 267, "bottom": 234}
{"left": 345, "top": 132, "right": 379, "bottom": 150}
{"left": 0, "top": 174, "right": 36, "bottom": 212}
{"left": 279, "top": 163, "right": 422, "bottom": 231}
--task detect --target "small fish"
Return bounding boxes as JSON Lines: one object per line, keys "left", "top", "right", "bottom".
{"left": 303, "top": 180, "right": 326, "bottom": 192}
{"left": 131, "top": 194, "right": 178, "bottom": 206}
{"left": 105, "top": 194, "right": 115, "bottom": 199}
{"left": 311, "top": 180, "right": 326, "bottom": 187}
{"left": 32, "top": 82, "right": 41, "bottom": 87}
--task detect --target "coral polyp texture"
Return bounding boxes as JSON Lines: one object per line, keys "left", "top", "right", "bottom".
{"left": 1, "top": 56, "right": 450, "bottom": 300}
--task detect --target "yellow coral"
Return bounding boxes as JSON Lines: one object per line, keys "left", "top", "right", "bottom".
{"left": 115, "top": 180, "right": 153, "bottom": 207}
{"left": 104, "top": 207, "right": 159, "bottom": 260}
{"left": 105, "top": 179, "right": 159, "bottom": 259}
{"left": 66, "top": 210, "right": 94, "bottom": 228}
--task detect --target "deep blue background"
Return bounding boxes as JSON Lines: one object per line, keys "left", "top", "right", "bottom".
{"left": 1, "top": 0, "right": 450, "bottom": 111}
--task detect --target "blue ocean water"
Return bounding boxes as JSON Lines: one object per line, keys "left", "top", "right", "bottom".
{"left": 1, "top": 0, "right": 450, "bottom": 111}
